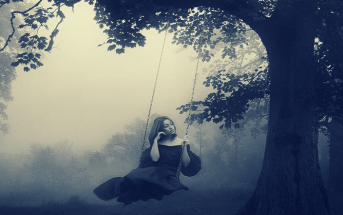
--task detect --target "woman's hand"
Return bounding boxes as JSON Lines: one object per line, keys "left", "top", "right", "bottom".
{"left": 154, "top": 132, "right": 166, "bottom": 142}
{"left": 182, "top": 135, "right": 190, "bottom": 145}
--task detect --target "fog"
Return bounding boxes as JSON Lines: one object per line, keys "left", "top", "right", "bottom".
{"left": 0, "top": 116, "right": 269, "bottom": 207}
{"left": 1, "top": 2, "right": 211, "bottom": 154}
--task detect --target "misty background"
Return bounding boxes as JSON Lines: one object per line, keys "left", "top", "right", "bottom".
{"left": 0, "top": 1, "right": 330, "bottom": 209}
{"left": 1, "top": 2, "right": 213, "bottom": 154}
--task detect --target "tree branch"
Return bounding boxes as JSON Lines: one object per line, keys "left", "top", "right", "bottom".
{"left": 0, "top": 0, "right": 43, "bottom": 52}
{"left": 45, "top": 4, "right": 64, "bottom": 52}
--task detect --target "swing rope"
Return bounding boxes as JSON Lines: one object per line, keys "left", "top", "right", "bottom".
{"left": 175, "top": 56, "right": 200, "bottom": 180}
{"left": 141, "top": 22, "right": 170, "bottom": 153}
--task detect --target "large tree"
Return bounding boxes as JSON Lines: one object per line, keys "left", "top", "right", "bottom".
{"left": 90, "top": 0, "right": 329, "bottom": 214}
{"left": 178, "top": 3, "right": 343, "bottom": 213}
{"left": 1, "top": 0, "right": 341, "bottom": 214}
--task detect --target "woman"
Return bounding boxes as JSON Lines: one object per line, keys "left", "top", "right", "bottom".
{"left": 93, "top": 116, "right": 201, "bottom": 205}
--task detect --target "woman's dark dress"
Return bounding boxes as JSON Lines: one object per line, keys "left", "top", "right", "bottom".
{"left": 93, "top": 144, "right": 201, "bottom": 205}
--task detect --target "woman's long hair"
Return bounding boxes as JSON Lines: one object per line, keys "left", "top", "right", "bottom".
{"left": 148, "top": 116, "right": 177, "bottom": 145}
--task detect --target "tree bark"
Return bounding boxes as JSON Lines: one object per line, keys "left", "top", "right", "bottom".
{"left": 237, "top": 0, "right": 330, "bottom": 214}
{"left": 327, "top": 119, "right": 343, "bottom": 215}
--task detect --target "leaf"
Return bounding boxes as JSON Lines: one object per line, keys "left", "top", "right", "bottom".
{"left": 30, "top": 64, "right": 37, "bottom": 69}
{"left": 107, "top": 44, "right": 116, "bottom": 51}
{"left": 10, "top": 61, "right": 20, "bottom": 67}
{"left": 24, "top": 67, "right": 30, "bottom": 72}
{"left": 36, "top": 61, "right": 43, "bottom": 67}
{"left": 38, "top": 41, "right": 47, "bottom": 50}
{"left": 20, "top": 43, "right": 27, "bottom": 48}
{"left": 25, "top": 18, "right": 34, "bottom": 25}
{"left": 213, "top": 118, "right": 221, "bottom": 123}
{"left": 191, "top": 105, "right": 198, "bottom": 111}
{"left": 127, "top": 43, "right": 137, "bottom": 48}
{"left": 116, "top": 48, "right": 125, "bottom": 54}
{"left": 225, "top": 122, "right": 231, "bottom": 129}
{"left": 28, "top": 53, "right": 34, "bottom": 59}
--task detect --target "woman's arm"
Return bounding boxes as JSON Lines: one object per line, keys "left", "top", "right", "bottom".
{"left": 150, "top": 132, "right": 164, "bottom": 162}
{"left": 150, "top": 139, "right": 160, "bottom": 162}
{"left": 181, "top": 145, "right": 201, "bottom": 177}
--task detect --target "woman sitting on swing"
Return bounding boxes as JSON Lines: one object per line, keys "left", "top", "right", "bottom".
{"left": 93, "top": 116, "right": 201, "bottom": 205}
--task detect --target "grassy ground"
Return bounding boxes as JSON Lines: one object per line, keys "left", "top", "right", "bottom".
{"left": 0, "top": 189, "right": 250, "bottom": 215}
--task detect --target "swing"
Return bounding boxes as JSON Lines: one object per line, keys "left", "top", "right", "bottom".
{"left": 140, "top": 22, "right": 200, "bottom": 180}
{"left": 93, "top": 23, "right": 201, "bottom": 205}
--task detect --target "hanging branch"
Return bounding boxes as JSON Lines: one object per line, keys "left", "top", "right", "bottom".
{"left": 45, "top": 4, "right": 64, "bottom": 52}
{"left": 0, "top": 0, "right": 43, "bottom": 52}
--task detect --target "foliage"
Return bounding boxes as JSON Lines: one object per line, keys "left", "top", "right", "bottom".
{"left": 0, "top": 0, "right": 82, "bottom": 72}
{"left": 0, "top": 0, "right": 341, "bottom": 128}
{"left": 92, "top": 2, "right": 249, "bottom": 61}
{"left": 0, "top": 0, "right": 250, "bottom": 71}
{"left": 177, "top": 11, "right": 343, "bottom": 132}
{"left": 0, "top": 2, "right": 27, "bottom": 133}
{"left": 177, "top": 30, "right": 268, "bottom": 130}
{"left": 178, "top": 70, "right": 268, "bottom": 129}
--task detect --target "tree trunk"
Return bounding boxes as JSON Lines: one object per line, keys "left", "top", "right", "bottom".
{"left": 237, "top": 0, "right": 330, "bottom": 214}
{"left": 232, "top": 139, "right": 239, "bottom": 168}
{"left": 327, "top": 119, "right": 343, "bottom": 215}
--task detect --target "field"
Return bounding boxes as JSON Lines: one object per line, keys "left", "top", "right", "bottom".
{"left": 0, "top": 189, "right": 250, "bottom": 215}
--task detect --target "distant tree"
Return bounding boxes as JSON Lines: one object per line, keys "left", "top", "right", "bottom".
{"left": 192, "top": 123, "right": 208, "bottom": 158}
{"left": 88, "top": 151, "right": 107, "bottom": 169}
{"left": 103, "top": 133, "right": 140, "bottom": 167}
{"left": 26, "top": 141, "right": 88, "bottom": 199}
{"left": 321, "top": 119, "right": 343, "bottom": 214}
{"left": 193, "top": 119, "right": 265, "bottom": 191}
{"left": 102, "top": 114, "right": 163, "bottom": 169}
{"left": 0, "top": 53, "right": 13, "bottom": 134}
{"left": 0, "top": 2, "right": 32, "bottom": 133}
{"left": 103, "top": 117, "right": 147, "bottom": 168}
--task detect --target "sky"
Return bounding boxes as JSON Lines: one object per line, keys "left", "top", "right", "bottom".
{"left": 1, "top": 2, "right": 213, "bottom": 153}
